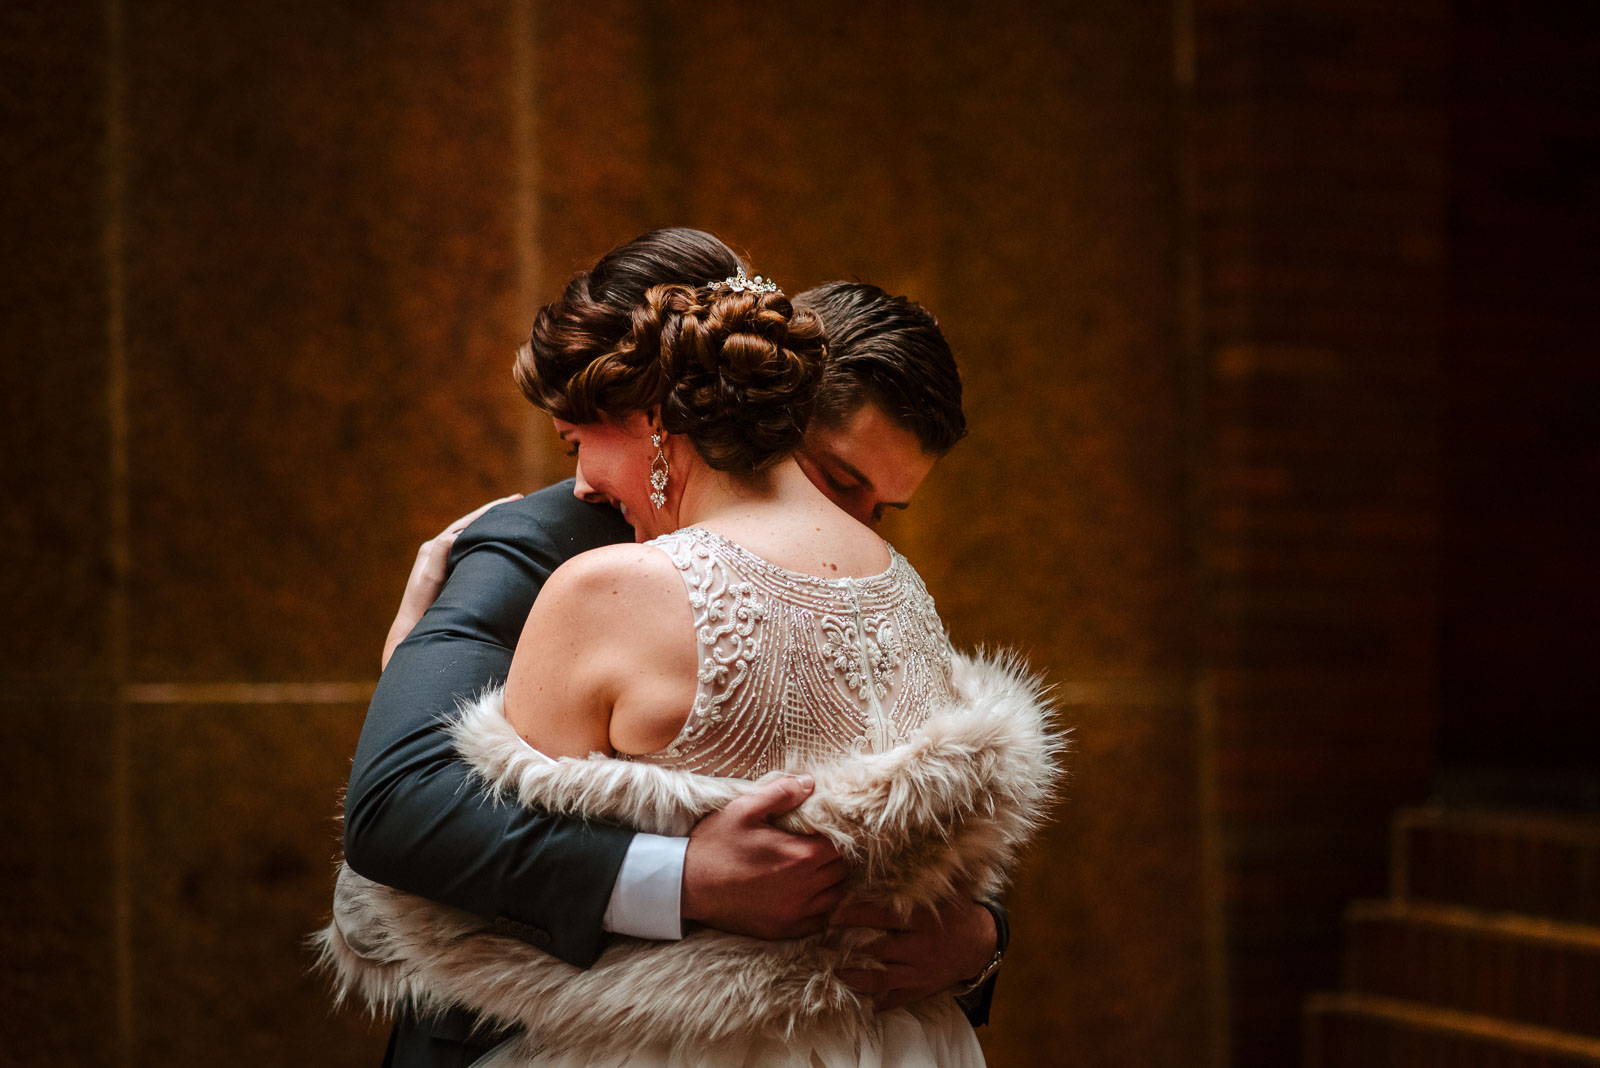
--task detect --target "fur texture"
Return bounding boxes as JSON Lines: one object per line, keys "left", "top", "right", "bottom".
{"left": 312, "top": 649, "right": 1063, "bottom": 1060}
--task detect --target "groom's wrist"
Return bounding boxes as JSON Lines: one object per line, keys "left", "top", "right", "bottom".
{"left": 956, "top": 898, "right": 1007, "bottom": 993}
{"left": 957, "top": 947, "right": 1005, "bottom": 995}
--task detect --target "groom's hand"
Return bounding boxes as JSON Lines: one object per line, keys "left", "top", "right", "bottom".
{"left": 381, "top": 494, "right": 523, "bottom": 668}
{"left": 832, "top": 898, "right": 998, "bottom": 1010}
{"left": 680, "top": 775, "right": 846, "bottom": 940}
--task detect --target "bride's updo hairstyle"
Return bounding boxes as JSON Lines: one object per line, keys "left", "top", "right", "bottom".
{"left": 515, "top": 228, "right": 826, "bottom": 473}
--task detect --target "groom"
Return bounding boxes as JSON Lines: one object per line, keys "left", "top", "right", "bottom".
{"left": 344, "top": 282, "right": 1004, "bottom": 1067}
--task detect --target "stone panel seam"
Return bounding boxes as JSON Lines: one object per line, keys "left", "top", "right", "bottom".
{"left": 102, "top": 0, "right": 132, "bottom": 1060}
{"left": 512, "top": 0, "right": 548, "bottom": 489}
{"left": 120, "top": 682, "right": 378, "bottom": 705}
{"left": 1174, "top": 0, "right": 1230, "bottom": 1061}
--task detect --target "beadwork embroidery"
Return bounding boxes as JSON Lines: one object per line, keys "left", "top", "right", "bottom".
{"left": 629, "top": 527, "right": 956, "bottom": 777}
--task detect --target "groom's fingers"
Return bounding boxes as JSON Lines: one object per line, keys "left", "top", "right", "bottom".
{"left": 801, "top": 865, "right": 849, "bottom": 916}
{"left": 835, "top": 899, "right": 999, "bottom": 1009}
{"left": 732, "top": 774, "right": 817, "bottom": 821}
{"left": 836, "top": 965, "right": 892, "bottom": 993}
{"left": 836, "top": 962, "right": 936, "bottom": 1011}
{"left": 830, "top": 901, "right": 911, "bottom": 930}
{"left": 381, "top": 493, "right": 525, "bottom": 669}
{"left": 835, "top": 963, "right": 922, "bottom": 1011}
{"left": 681, "top": 778, "right": 847, "bottom": 940}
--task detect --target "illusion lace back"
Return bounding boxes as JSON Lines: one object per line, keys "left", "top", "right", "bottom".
{"left": 628, "top": 526, "right": 957, "bottom": 777}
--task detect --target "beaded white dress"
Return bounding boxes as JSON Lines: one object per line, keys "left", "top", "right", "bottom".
{"left": 483, "top": 525, "right": 986, "bottom": 1068}
{"left": 630, "top": 526, "right": 959, "bottom": 777}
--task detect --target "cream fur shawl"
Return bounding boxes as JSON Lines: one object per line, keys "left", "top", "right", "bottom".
{"left": 313, "top": 649, "right": 1063, "bottom": 1059}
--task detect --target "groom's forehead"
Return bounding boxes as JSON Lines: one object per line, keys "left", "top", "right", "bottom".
{"left": 808, "top": 403, "right": 936, "bottom": 493}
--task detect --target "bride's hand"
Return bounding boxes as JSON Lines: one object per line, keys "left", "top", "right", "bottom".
{"left": 380, "top": 494, "right": 523, "bottom": 669}
{"left": 831, "top": 897, "right": 999, "bottom": 1011}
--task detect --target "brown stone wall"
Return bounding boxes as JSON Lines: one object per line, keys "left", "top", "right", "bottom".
{"left": 4, "top": 2, "right": 1215, "bottom": 1063}
{"left": 535, "top": 4, "right": 1215, "bottom": 1064}
{"left": 5, "top": 0, "right": 528, "bottom": 1061}
{"left": 1187, "top": 1, "right": 1449, "bottom": 1063}
{"left": 4, "top": 2, "right": 124, "bottom": 1064}
{"left": 4, "top": 1, "right": 1483, "bottom": 1065}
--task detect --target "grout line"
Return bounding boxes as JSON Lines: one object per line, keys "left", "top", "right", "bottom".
{"left": 1391, "top": 808, "right": 1410, "bottom": 901}
{"left": 103, "top": 0, "right": 130, "bottom": 715}
{"left": 1194, "top": 677, "right": 1231, "bottom": 1068}
{"left": 0, "top": 678, "right": 379, "bottom": 704}
{"left": 103, "top": 0, "right": 133, "bottom": 1060}
{"left": 1171, "top": 0, "right": 1230, "bottom": 1062}
{"left": 120, "top": 681, "right": 377, "bottom": 705}
{"left": 511, "top": 0, "right": 545, "bottom": 490}
{"left": 11, "top": 675, "right": 1189, "bottom": 707}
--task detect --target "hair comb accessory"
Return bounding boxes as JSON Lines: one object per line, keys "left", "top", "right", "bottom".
{"left": 708, "top": 265, "right": 779, "bottom": 295}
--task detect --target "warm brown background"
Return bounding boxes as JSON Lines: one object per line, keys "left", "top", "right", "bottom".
{"left": 3, "top": 1, "right": 1595, "bottom": 1066}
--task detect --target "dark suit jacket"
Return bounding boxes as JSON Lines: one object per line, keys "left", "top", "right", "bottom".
{"left": 345, "top": 483, "right": 632, "bottom": 1065}
{"left": 342, "top": 480, "right": 1001, "bottom": 1066}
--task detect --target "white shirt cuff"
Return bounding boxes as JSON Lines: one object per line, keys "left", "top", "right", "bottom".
{"left": 602, "top": 833, "right": 687, "bottom": 940}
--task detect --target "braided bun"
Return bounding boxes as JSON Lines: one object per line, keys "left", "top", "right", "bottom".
{"left": 517, "top": 232, "right": 825, "bottom": 473}
{"left": 647, "top": 285, "right": 825, "bottom": 471}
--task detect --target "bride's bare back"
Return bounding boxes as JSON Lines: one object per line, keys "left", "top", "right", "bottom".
{"left": 502, "top": 464, "right": 949, "bottom": 765}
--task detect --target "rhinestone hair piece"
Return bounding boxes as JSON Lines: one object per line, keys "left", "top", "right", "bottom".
{"left": 707, "top": 265, "right": 779, "bottom": 295}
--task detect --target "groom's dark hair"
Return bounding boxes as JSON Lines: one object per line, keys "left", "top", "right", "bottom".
{"left": 794, "top": 282, "right": 966, "bottom": 455}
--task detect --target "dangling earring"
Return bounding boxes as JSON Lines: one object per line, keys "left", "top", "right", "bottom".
{"left": 649, "top": 430, "right": 669, "bottom": 509}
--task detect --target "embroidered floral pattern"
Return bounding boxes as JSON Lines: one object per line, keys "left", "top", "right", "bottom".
{"left": 630, "top": 527, "right": 956, "bottom": 777}
{"left": 819, "top": 613, "right": 903, "bottom": 702}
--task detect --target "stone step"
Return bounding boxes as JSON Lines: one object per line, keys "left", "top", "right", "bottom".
{"left": 1342, "top": 899, "right": 1600, "bottom": 1039}
{"left": 1395, "top": 807, "right": 1600, "bottom": 923}
{"left": 1306, "top": 993, "right": 1600, "bottom": 1068}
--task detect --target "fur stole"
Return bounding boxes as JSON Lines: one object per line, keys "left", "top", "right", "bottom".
{"left": 312, "top": 649, "right": 1064, "bottom": 1059}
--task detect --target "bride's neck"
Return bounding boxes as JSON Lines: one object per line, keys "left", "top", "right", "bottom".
{"left": 672, "top": 457, "right": 820, "bottom": 529}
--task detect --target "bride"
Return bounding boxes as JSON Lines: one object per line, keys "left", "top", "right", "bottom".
{"left": 319, "top": 236, "right": 1060, "bottom": 1066}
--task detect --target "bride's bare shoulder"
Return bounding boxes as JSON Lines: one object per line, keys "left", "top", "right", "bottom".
{"left": 549, "top": 541, "right": 661, "bottom": 574}
{"left": 506, "top": 540, "right": 694, "bottom": 756}
{"left": 533, "top": 541, "right": 687, "bottom": 631}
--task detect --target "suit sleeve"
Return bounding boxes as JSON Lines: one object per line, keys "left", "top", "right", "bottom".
{"left": 342, "top": 498, "right": 635, "bottom": 969}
